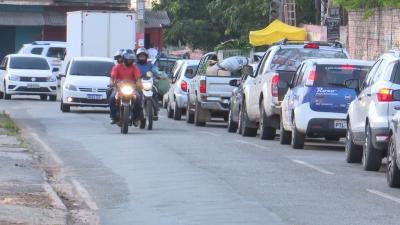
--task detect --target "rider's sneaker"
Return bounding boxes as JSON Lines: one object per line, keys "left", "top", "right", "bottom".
{"left": 110, "top": 118, "right": 119, "bottom": 125}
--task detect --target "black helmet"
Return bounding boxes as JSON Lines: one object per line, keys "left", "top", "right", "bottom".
{"left": 114, "top": 49, "right": 124, "bottom": 61}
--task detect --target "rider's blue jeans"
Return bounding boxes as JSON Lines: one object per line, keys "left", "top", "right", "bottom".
{"left": 109, "top": 90, "right": 143, "bottom": 120}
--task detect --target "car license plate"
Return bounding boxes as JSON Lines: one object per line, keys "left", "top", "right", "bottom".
{"left": 87, "top": 94, "right": 102, "bottom": 100}
{"left": 334, "top": 120, "right": 347, "bottom": 129}
{"left": 27, "top": 83, "right": 40, "bottom": 89}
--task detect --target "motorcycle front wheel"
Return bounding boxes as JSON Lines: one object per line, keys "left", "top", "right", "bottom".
{"left": 146, "top": 99, "right": 153, "bottom": 130}
{"left": 121, "top": 105, "right": 130, "bottom": 134}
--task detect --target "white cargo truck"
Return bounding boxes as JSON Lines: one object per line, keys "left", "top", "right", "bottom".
{"left": 65, "top": 10, "right": 136, "bottom": 62}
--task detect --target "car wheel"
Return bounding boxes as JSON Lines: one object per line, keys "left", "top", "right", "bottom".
{"left": 259, "top": 104, "right": 276, "bottom": 140}
{"left": 0, "top": 89, "right": 3, "bottom": 99}
{"left": 280, "top": 120, "right": 291, "bottom": 145}
{"left": 3, "top": 83, "right": 11, "bottom": 100}
{"left": 362, "top": 123, "right": 383, "bottom": 171}
{"left": 40, "top": 95, "right": 47, "bottom": 101}
{"left": 325, "top": 136, "right": 341, "bottom": 141}
{"left": 387, "top": 135, "right": 400, "bottom": 188}
{"left": 60, "top": 101, "right": 70, "bottom": 112}
{"left": 194, "top": 101, "right": 206, "bottom": 127}
{"left": 227, "top": 108, "right": 238, "bottom": 133}
{"left": 49, "top": 95, "right": 57, "bottom": 101}
{"left": 162, "top": 96, "right": 168, "bottom": 109}
{"left": 345, "top": 126, "right": 363, "bottom": 163}
{"left": 173, "top": 101, "right": 182, "bottom": 120}
{"left": 240, "top": 101, "right": 257, "bottom": 137}
{"left": 291, "top": 117, "right": 305, "bottom": 149}
{"left": 186, "top": 97, "right": 194, "bottom": 124}
{"left": 167, "top": 101, "right": 173, "bottom": 118}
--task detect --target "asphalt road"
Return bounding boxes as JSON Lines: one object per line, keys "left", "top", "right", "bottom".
{"left": 2, "top": 96, "right": 400, "bottom": 225}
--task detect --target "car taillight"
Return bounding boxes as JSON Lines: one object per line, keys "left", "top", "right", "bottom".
{"left": 341, "top": 65, "right": 354, "bottom": 71}
{"left": 200, "top": 80, "right": 206, "bottom": 94}
{"left": 181, "top": 80, "right": 187, "bottom": 92}
{"left": 305, "top": 69, "right": 317, "bottom": 86}
{"left": 304, "top": 43, "right": 319, "bottom": 49}
{"left": 271, "top": 74, "right": 279, "bottom": 97}
{"left": 377, "top": 88, "right": 394, "bottom": 102}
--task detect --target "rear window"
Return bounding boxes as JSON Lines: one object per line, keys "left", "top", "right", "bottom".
{"left": 10, "top": 57, "right": 50, "bottom": 70}
{"left": 184, "top": 65, "right": 197, "bottom": 79}
{"left": 271, "top": 48, "right": 348, "bottom": 71}
{"left": 313, "top": 64, "right": 371, "bottom": 87}
{"left": 69, "top": 61, "right": 114, "bottom": 77}
{"left": 47, "top": 47, "right": 66, "bottom": 59}
{"left": 155, "top": 60, "right": 176, "bottom": 77}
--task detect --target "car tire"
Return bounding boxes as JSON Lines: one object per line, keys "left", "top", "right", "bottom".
{"left": 227, "top": 109, "right": 238, "bottom": 133}
{"left": 186, "top": 98, "right": 194, "bottom": 124}
{"left": 387, "top": 135, "right": 400, "bottom": 188}
{"left": 40, "top": 95, "right": 47, "bottom": 101}
{"left": 280, "top": 120, "right": 291, "bottom": 145}
{"left": 259, "top": 105, "right": 276, "bottom": 140}
{"left": 194, "top": 101, "right": 206, "bottom": 127}
{"left": 291, "top": 117, "right": 305, "bottom": 149}
{"left": 3, "top": 84, "right": 11, "bottom": 100}
{"left": 0, "top": 90, "right": 3, "bottom": 99}
{"left": 60, "top": 101, "right": 70, "bottom": 113}
{"left": 49, "top": 95, "right": 57, "bottom": 101}
{"left": 167, "top": 101, "right": 173, "bottom": 119}
{"left": 173, "top": 101, "right": 182, "bottom": 120}
{"left": 325, "top": 136, "right": 341, "bottom": 141}
{"left": 345, "top": 127, "right": 363, "bottom": 163}
{"left": 162, "top": 97, "right": 168, "bottom": 109}
{"left": 240, "top": 101, "right": 257, "bottom": 137}
{"left": 362, "top": 123, "right": 383, "bottom": 171}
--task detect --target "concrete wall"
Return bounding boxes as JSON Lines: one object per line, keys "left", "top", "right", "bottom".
{"left": 347, "top": 9, "right": 400, "bottom": 60}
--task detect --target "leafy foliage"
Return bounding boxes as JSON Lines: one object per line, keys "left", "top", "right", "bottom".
{"left": 154, "top": 0, "right": 317, "bottom": 50}
{"left": 335, "top": 0, "right": 400, "bottom": 18}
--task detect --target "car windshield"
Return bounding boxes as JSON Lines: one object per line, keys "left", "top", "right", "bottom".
{"left": 271, "top": 48, "right": 348, "bottom": 71}
{"left": 184, "top": 65, "right": 198, "bottom": 79}
{"left": 47, "top": 47, "right": 66, "bottom": 60}
{"left": 69, "top": 61, "right": 114, "bottom": 77}
{"left": 155, "top": 59, "right": 177, "bottom": 77}
{"left": 9, "top": 57, "right": 50, "bottom": 70}
{"left": 313, "top": 64, "right": 371, "bottom": 87}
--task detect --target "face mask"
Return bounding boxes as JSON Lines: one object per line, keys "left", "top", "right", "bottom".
{"left": 124, "top": 60, "right": 133, "bottom": 67}
{"left": 138, "top": 59, "right": 147, "bottom": 65}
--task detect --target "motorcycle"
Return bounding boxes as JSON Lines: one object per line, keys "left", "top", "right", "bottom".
{"left": 116, "top": 81, "right": 137, "bottom": 134}
{"left": 140, "top": 72, "right": 157, "bottom": 130}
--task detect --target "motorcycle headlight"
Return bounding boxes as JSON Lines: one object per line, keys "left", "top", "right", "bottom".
{"left": 64, "top": 83, "right": 77, "bottom": 91}
{"left": 121, "top": 86, "right": 134, "bottom": 95}
{"left": 142, "top": 82, "right": 152, "bottom": 91}
{"left": 47, "top": 76, "right": 57, "bottom": 82}
{"left": 8, "top": 74, "right": 19, "bottom": 81}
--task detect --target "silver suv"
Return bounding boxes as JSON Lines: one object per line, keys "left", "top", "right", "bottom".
{"left": 346, "top": 50, "right": 400, "bottom": 171}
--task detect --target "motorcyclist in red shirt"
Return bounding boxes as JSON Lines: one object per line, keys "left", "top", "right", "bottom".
{"left": 109, "top": 52, "right": 143, "bottom": 124}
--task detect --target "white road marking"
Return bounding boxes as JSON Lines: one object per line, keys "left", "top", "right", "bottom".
{"left": 198, "top": 131, "right": 221, "bottom": 137}
{"left": 291, "top": 159, "right": 334, "bottom": 175}
{"left": 71, "top": 178, "right": 99, "bottom": 210}
{"left": 235, "top": 140, "right": 271, "bottom": 151}
{"left": 367, "top": 189, "right": 400, "bottom": 204}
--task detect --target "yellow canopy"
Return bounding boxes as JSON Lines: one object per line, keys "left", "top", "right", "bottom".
{"left": 249, "top": 20, "right": 306, "bottom": 46}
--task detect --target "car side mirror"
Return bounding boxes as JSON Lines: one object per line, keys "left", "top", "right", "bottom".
{"left": 344, "top": 79, "right": 360, "bottom": 93}
{"left": 393, "top": 90, "right": 400, "bottom": 101}
{"left": 229, "top": 79, "right": 240, "bottom": 87}
{"left": 52, "top": 68, "right": 59, "bottom": 73}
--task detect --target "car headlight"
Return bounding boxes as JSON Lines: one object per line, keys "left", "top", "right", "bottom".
{"left": 47, "top": 76, "right": 57, "bottom": 82}
{"left": 142, "top": 82, "right": 152, "bottom": 91}
{"left": 8, "top": 74, "right": 19, "bottom": 81}
{"left": 64, "top": 83, "right": 77, "bottom": 91}
{"left": 121, "top": 86, "right": 134, "bottom": 95}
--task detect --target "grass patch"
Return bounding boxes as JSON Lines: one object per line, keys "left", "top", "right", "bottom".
{"left": 0, "top": 112, "right": 19, "bottom": 136}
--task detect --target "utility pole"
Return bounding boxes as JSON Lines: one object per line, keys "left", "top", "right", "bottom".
{"left": 136, "top": 0, "right": 145, "bottom": 48}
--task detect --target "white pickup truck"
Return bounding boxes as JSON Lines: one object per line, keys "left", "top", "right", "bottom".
{"left": 187, "top": 52, "right": 249, "bottom": 126}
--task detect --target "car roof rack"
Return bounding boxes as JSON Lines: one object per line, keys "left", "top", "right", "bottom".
{"left": 272, "top": 38, "right": 343, "bottom": 48}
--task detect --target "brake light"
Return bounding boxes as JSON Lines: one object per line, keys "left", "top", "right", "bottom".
{"left": 200, "top": 80, "right": 206, "bottom": 94}
{"left": 181, "top": 80, "right": 187, "bottom": 92}
{"left": 341, "top": 65, "right": 354, "bottom": 71}
{"left": 305, "top": 69, "right": 317, "bottom": 86}
{"left": 271, "top": 74, "right": 279, "bottom": 97}
{"left": 304, "top": 43, "right": 319, "bottom": 49}
{"left": 377, "top": 88, "right": 394, "bottom": 102}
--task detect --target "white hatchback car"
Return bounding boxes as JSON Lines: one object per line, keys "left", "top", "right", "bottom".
{"left": 0, "top": 54, "right": 57, "bottom": 100}
{"left": 60, "top": 57, "right": 114, "bottom": 112}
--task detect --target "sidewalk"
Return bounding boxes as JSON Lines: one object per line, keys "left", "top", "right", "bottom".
{"left": 0, "top": 113, "right": 67, "bottom": 225}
